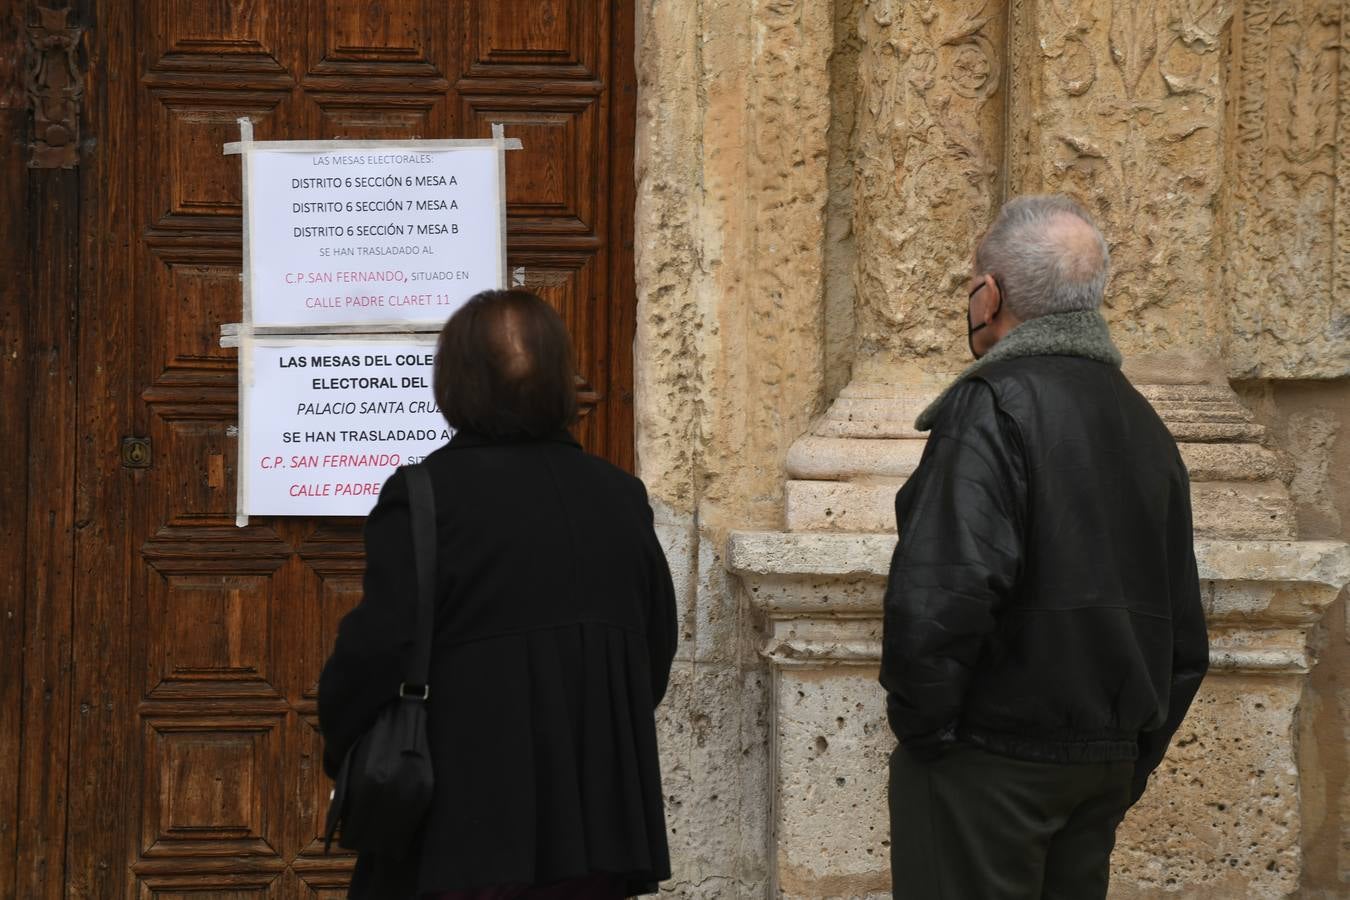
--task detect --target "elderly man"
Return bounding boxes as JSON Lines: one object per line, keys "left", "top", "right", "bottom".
{"left": 880, "top": 195, "right": 1209, "bottom": 898}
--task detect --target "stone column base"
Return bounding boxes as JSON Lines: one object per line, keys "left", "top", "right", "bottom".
{"left": 728, "top": 534, "right": 1350, "bottom": 899}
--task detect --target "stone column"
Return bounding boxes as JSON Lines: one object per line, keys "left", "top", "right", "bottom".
{"left": 851, "top": 0, "right": 1008, "bottom": 382}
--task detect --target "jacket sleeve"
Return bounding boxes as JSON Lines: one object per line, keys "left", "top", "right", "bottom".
{"left": 638, "top": 480, "right": 679, "bottom": 706}
{"left": 880, "top": 379, "right": 1025, "bottom": 758}
{"left": 1131, "top": 467, "right": 1209, "bottom": 804}
{"left": 317, "top": 468, "right": 418, "bottom": 779}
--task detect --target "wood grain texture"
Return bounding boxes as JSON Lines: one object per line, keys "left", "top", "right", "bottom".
{"left": 0, "top": 101, "right": 30, "bottom": 900}
{"left": 0, "top": 5, "right": 24, "bottom": 109}
{"left": 63, "top": 1, "right": 135, "bottom": 894}
{"left": 17, "top": 170, "right": 79, "bottom": 900}
{"left": 13, "top": 13, "right": 92, "bottom": 891}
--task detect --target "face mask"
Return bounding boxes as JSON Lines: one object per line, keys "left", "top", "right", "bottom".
{"left": 966, "top": 277, "right": 1003, "bottom": 360}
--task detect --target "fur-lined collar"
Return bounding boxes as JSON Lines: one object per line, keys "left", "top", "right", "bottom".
{"left": 915, "top": 310, "right": 1122, "bottom": 431}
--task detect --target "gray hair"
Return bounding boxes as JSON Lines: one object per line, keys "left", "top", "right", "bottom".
{"left": 975, "top": 194, "right": 1110, "bottom": 320}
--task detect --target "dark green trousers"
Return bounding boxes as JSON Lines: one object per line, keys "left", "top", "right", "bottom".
{"left": 889, "top": 743, "right": 1133, "bottom": 900}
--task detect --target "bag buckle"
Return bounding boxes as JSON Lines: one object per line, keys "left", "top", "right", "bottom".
{"left": 399, "top": 682, "right": 430, "bottom": 700}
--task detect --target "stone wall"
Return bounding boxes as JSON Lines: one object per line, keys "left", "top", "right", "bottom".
{"left": 634, "top": 0, "right": 1350, "bottom": 897}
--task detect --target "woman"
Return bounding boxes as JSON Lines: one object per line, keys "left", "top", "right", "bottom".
{"left": 319, "top": 290, "right": 678, "bottom": 899}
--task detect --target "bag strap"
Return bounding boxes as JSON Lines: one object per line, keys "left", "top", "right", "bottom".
{"left": 402, "top": 464, "right": 437, "bottom": 692}
{"left": 322, "top": 748, "right": 351, "bottom": 852}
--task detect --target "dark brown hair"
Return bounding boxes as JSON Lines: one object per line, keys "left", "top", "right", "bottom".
{"left": 433, "top": 289, "right": 578, "bottom": 438}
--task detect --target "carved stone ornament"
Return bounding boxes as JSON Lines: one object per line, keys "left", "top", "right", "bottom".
{"left": 24, "top": 6, "right": 84, "bottom": 169}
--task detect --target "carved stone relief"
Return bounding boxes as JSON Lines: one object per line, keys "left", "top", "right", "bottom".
{"left": 853, "top": 0, "right": 1006, "bottom": 375}
{"left": 1009, "top": 0, "right": 1234, "bottom": 359}
{"left": 1228, "top": 0, "right": 1349, "bottom": 378}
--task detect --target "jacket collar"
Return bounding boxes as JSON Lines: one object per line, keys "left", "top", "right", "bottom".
{"left": 915, "top": 309, "right": 1122, "bottom": 432}
{"left": 447, "top": 428, "right": 582, "bottom": 450}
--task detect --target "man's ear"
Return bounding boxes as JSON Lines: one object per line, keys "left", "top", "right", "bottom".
{"left": 976, "top": 273, "right": 1000, "bottom": 324}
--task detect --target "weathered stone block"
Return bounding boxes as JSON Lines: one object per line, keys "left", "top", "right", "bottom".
{"left": 786, "top": 437, "right": 924, "bottom": 481}
{"left": 657, "top": 661, "right": 771, "bottom": 899}
{"left": 785, "top": 480, "right": 899, "bottom": 534}
{"left": 1111, "top": 679, "right": 1304, "bottom": 898}
{"left": 653, "top": 501, "right": 699, "bottom": 662}
{"left": 774, "top": 667, "right": 892, "bottom": 900}
{"left": 785, "top": 479, "right": 1296, "bottom": 540}
{"left": 1179, "top": 443, "right": 1282, "bottom": 483}
{"left": 1191, "top": 481, "right": 1296, "bottom": 541}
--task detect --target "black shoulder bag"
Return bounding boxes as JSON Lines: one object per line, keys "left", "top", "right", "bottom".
{"left": 323, "top": 464, "right": 437, "bottom": 855}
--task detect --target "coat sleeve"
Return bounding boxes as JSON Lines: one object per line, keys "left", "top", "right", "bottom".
{"left": 880, "top": 379, "right": 1026, "bottom": 758}
{"left": 317, "top": 468, "right": 418, "bottom": 779}
{"left": 638, "top": 480, "right": 679, "bottom": 706}
{"left": 1131, "top": 466, "right": 1209, "bottom": 804}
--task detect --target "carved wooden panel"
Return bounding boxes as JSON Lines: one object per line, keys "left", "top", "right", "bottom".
{"left": 155, "top": 265, "right": 244, "bottom": 370}
{"left": 143, "top": 94, "right": 283, "bottom": 271}
{"left": 135, "top": 874, "right": 283, "bottom": 900}
{"left": 24, "top": 7, "right": 84, "bottom": 168}
{"left": 140, "top": 715, "right": 284, "bottom": 857}
{"left": 465, "top": 0, "right": 602, "bottom": 79}
{"left": 293, "top": 871, "right": 352, "bottom": 900}
{"left": 465, "top": 96, "right": 599, "bottom": 234}
{"left": 143, "top": 410, "right": 239, "bottom": 526}
{"left": 142, "top": 563, "right": 284, "bottom": 700}
{"left": 144, "top": 93, "right": 287, "bottom": 241}
{"left": 295, "top": 716, "right": 346, "bottom": 858}
{"left": 298, "top": 557, "right": 364, "bottom": 700}
{"left": 145, "top": 1, "right": 291, "bottom": 77}
{"left": 310, "top": 93, "right": 444, "bottom": 140}
{"left": 308, "top": 0, "right": 451, "bottom": 79}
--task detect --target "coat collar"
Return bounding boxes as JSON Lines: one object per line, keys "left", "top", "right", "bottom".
{"left": 447, "top": 428, "right": 582, "bottom": 450}
{"left": 915, "top": 309, "right": 1123, "bottom": 432}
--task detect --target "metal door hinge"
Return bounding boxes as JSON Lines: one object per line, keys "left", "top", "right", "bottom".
{"left": 121, "top": 437, "right": 151, "bottom": 468}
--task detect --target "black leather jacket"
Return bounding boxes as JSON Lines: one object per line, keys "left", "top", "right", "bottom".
{"left": 880, "top": 355, "right": 1208, "bottom": 800}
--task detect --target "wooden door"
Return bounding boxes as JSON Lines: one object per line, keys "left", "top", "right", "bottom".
{"left": 6, "top": 2, "right": 636, "bottom": 897}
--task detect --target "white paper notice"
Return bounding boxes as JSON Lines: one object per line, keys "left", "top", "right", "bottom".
{"left": 242, "top": 338, "right": 449, "bottom": 517}
{"left": 247, "top": 146, "right": 503, "bottom": 327}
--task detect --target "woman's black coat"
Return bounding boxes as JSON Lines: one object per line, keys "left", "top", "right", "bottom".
{"left": 318, "top": 431, "right": 678, "bottom": 898}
